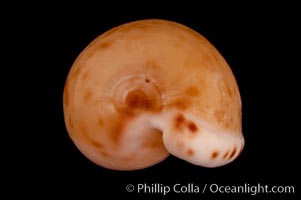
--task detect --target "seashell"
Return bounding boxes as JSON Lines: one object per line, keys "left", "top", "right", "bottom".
{"left": 63, "top": 19, "right": 244, "bottom": 170}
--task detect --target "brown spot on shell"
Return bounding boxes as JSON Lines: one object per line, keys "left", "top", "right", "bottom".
{"left": 100, "top": 150, "right": 110, "bottom": 158}
{"left": 174, "top": 113, "right": 185, "bottom": 130}
{"left": 187, "top": 149, "right": 194, "bottom": 156}
{"left": 118, "top": 89, "right": 162, "bottom": 116}
{"left": 82, "top": 71, "right": 90, "bottom": 81}
{"left": 232, "top": 86, "right": 237, "bottom": 95}
{"left": 79, "top": 123, "right": 89, "bottom": 136}
{"left": 98, "top": 118, "right": 104, "bottom": 127}
{"left": 174, "top": 114, "right": 200, "bottom": 134}
{"left": 90, "top": 140, "right": 104, "bottom": 149}
{"left": 177, "top": 141, "right": 185, "bottom": 149}
{"left": 107, "top": 113, "right": 134, "bottom": 145}
{"left": 114, "top": 76, "right": 162, "bottom": 116}
{"left": 229, "top": 147, "right": 237, "bottom": 159}
{"left": 214, "top": 109, "right": 225, "bottom": 123}
{"left": 224, "top": 121, "right": 231, "bottom": 129}
{"left": 223, "top": 151, "right": 229, "bottom": 159}
{"left": 125, "top": 90, "right": 149, "bottom": 110}
{"left": 211, "top": 151, "right": 219, "bottom": 159}
{"left": 72, "top": 66, "right": 82, "bottom": 79}
{"left": 185, "top": 86, "right": 199, "bottom": 97}
{"left": 84, "top": 90, "right": 92, "bottom": 102}
{"left": 99, "top": 41, "right": 112, "bottom": 49}
{"left": 227, "top": 85, "right": 232, "bottom": 97}
{"left": 175, "top": 113, "right": 185, "bottom": 123}
{"left": 187, "top": 121, "right": 198, "bottom": 133}
{"left": 79, "top": 122, "right": 104, "bottom": 149}
{"left": 169, "top": 99, "right": 189, "bottom": 110}
{"left": 146, "top": 60, "right": 160, "bottom": 69}
{"left": 133, "top": 23, "right": 148, "bottom": 29}
{"left": 108, "top": 117, "right": 125, "bottom": 144}
{"left": 79, "top": 122, "right": 106, "bottom": 149}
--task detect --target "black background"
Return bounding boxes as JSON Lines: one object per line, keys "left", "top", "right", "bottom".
{"left": 11, "top": 3, "right": 299, "bottom": 199}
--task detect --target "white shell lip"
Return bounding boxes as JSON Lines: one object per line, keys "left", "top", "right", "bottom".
{"left": 149, "top": 110, "right": 244, "bottom": 168}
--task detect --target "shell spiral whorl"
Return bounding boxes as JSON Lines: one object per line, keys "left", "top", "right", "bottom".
{"left": 112, "top": 75, "right": 163, "bottom": 116}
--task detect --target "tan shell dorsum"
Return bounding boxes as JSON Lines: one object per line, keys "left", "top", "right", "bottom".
{"left": 63, "top": 19, "right": 244, "bottom": 170}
